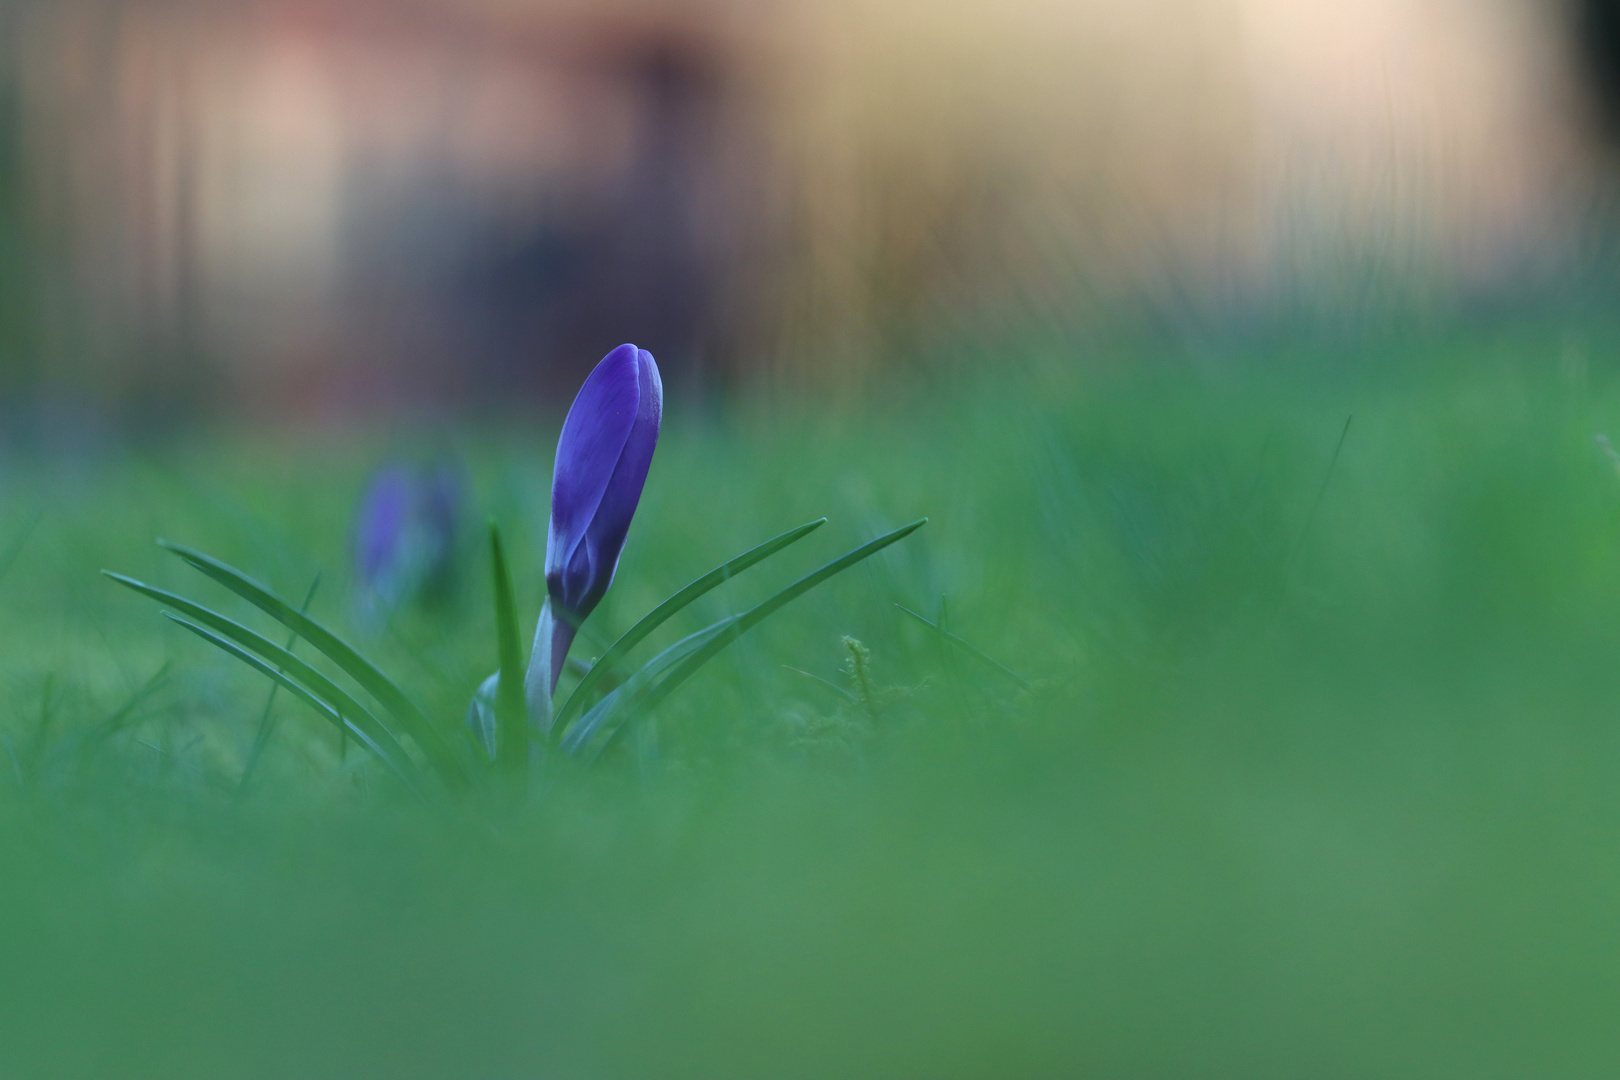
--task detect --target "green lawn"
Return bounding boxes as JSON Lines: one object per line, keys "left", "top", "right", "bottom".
{"left": 6, "top": 326, "right": 1620, "bottom": 1077}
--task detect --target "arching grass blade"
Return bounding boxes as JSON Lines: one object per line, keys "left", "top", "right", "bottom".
{"left": 562, "top": 616, "right": 739, "bottom": 754}
{"left": 488, "top": 522, "right": 529, "bottom": 783}
{"left": 154, "top": 541, "right": 467, "bottom": 790}
{"left": 641, "top": 519, "right": 927, "bottom": 714}
{"left": 566, "top": 519, "right": 926, "bottom": 758}
{"left": 88, "top": 662, "right": 173, "bottom": 742}
{"left": 240, "top": 572, "right": 322, "bottom": 793}
{"left": 893, "top": 603, "right": 1032, "bottom": 690}
{"left": 552, "top": 517, "right": 827, "bottom": 738}
{"left": 103, "top": 571, "right": 420, "bottom": 784}
{"left": 163, "top": 614, "right": 417, "bottom": 791}
{"left": 782, "top": 665, "right": 856, "bottom": 702}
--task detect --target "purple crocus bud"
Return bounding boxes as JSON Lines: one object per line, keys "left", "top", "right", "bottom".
{"left": 353, "top": 465, "right": 416, "bottom": 602}
{"left": 352, "top": 459, "right": 464, "bottom": 618}
{"left": 526, "top": 344, "right": 662, "bottom": 728}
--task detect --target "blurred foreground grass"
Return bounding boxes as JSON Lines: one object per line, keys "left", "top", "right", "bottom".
{"left": 7, "top": 328, "right": 1620, "bottom": 1076}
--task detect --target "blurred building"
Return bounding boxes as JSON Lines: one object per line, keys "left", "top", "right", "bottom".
{"left": 0, "top": 0, "right": 1605, "bottom": 420}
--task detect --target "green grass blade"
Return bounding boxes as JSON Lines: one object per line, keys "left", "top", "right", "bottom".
{"left": 642, "top": 519, "right": 927, "bottom": 709}
{"left": 162, "top": 614, "right": 416, "bottom": 790}
{"left": 104, "top": 571, "right": 419, "bottom": 781}
{"left": 240, "top": 572, "right": 323, "bottom": 793}
{"left": 154, "top": 541, "right": 466, "bottom": 790}
{"left": 488, "top": 522, "right": 529, "bottom": 781}
{"left": 893, "top": 603, "right": 1032, "bottom": 690}
{"left": 54, "top": 662, "right": 175, "bottom": 775}
{"left": 1290, "top": 413, "right": 1354, "bottom": 562}
{"left": 90, "top": 662, "right": 174, "bottom": 741}
{"left": 568, "top": 519, "right": 926, "bottom": 758}
{"left": 782, "top": 665, "right": 856, "bottom": 702}
{"left": 562, "top": 617, "right": 740, "bottom": 754}
{"left": 553, "top": 518, "right": 827, "bottom": 735}
{"left": 465, "top": 673, "right": 500, "bottom": 760}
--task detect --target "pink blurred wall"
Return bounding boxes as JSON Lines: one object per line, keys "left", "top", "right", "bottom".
{"left": 1, "top": 0, "right": 1600, "bottom": 414}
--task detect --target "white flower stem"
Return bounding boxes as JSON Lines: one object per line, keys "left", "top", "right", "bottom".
{"left": 525, "top": 598, "right": 578, "bottom": 735}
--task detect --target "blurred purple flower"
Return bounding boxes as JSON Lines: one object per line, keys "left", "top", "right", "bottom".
{"left": 354, "top": 466, "right": 414, "bottom": 591}
{"left": 352, "top": 459, "right": 464, "bottom": 615}
{"left": 527, "top": 343, "right": 662, "bottom": 726}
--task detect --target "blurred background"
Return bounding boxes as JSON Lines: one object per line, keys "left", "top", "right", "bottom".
{"left": 0, "top": 0, "right": 1616, "bottom": 425}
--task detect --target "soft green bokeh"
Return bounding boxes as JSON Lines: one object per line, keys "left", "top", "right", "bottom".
{"left": 7, "top": 326, "right": 1620, "bottom": 1077}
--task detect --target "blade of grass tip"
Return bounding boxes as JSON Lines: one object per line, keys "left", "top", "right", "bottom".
{"left": 153, "top": 541, "right": 466, "bottom": 789}
{"left": 1290, "top": 414, "right": 1353, "bottom": 563}
{"left": 894, "top": 603, "right": 1032, "bottom": 690}
{"left": 239, "top": 571, "right": 322, "bottom": 793}
{"left": 576, "top": 519, "right": 926, "bottom": 758}
{"left": 104, "top": 572, "right": 417, "bottom": 782}
{"left": 782, "top": 665, "right": 856, "bottom": 702}
{"left": 163, "top": 613, "right": 417, "bottom": 790}
{"left": 553, "top": 517, "right": 827, "bottom": 737}
{"left": 0, "top": 511, "right": 42, "bottom": 586}
{"left": 77, "top": 661, "right": 174, "bottom": 761}
{"left": 489, "top": 522, "right": 529, "bottom": 783}
{"left": 134, "top": 735, "right": 213, "bottom": 787}
{"left": 97, "top": 661, "right": 173, "bottom": 737}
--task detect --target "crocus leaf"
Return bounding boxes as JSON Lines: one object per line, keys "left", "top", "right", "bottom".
{"left": 561, "top": 616, "right": 740, "bottom": 756}
{"left": 551, "top": 517, "right": 827, "bottom": 738}
{"left": 153, "top": 541, "right": 467, "bottom": 790}
{"left": 466, "top": 673, "right": 500, "bottom": 761}
{"left": 103, "top": 571, "right": 419, "bottom": 780}
{"left": 240, "top": 572, "right": 322, "bottom": 793}
{"left": 162, "top": 613, "right": 417, "bottom": 791}
{"left": 488, "top": 522, "right": 529, "bottom": 780}
{"left": 563, "top": 519, "right": 927, "bottom": 759}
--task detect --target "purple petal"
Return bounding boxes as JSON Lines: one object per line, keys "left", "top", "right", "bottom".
{"left": 577, "top": 349, "right": 661, "bottom": 599}
{"left": 546, "top": 345, "right": 640, "bottom": 591}
{"left": 545, "top": 346, "right": 662, "bottom": 619}
{"left": 354, "top": 466, "right": 415, "bottom": 587}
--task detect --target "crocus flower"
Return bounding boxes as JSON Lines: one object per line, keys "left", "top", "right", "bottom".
{"left": 526, "top": 343, "right": 662, "bottom": 729}
{"left": 352, "top": 459, "right": 464, "bottom": 617}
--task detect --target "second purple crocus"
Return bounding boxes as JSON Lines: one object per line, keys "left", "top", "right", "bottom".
{"left": 353, "top": 460, "right": 464, "bottom": 618}
{"left": 526, "top": 343, "right": 662, "bottom": 729}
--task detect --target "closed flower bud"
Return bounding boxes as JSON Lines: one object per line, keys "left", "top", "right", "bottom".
{"left": 526, "top": 344, "right": 662, "bottom": 728}
{"left": 352, "top": 460, "right": 463, "bottom": 618}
